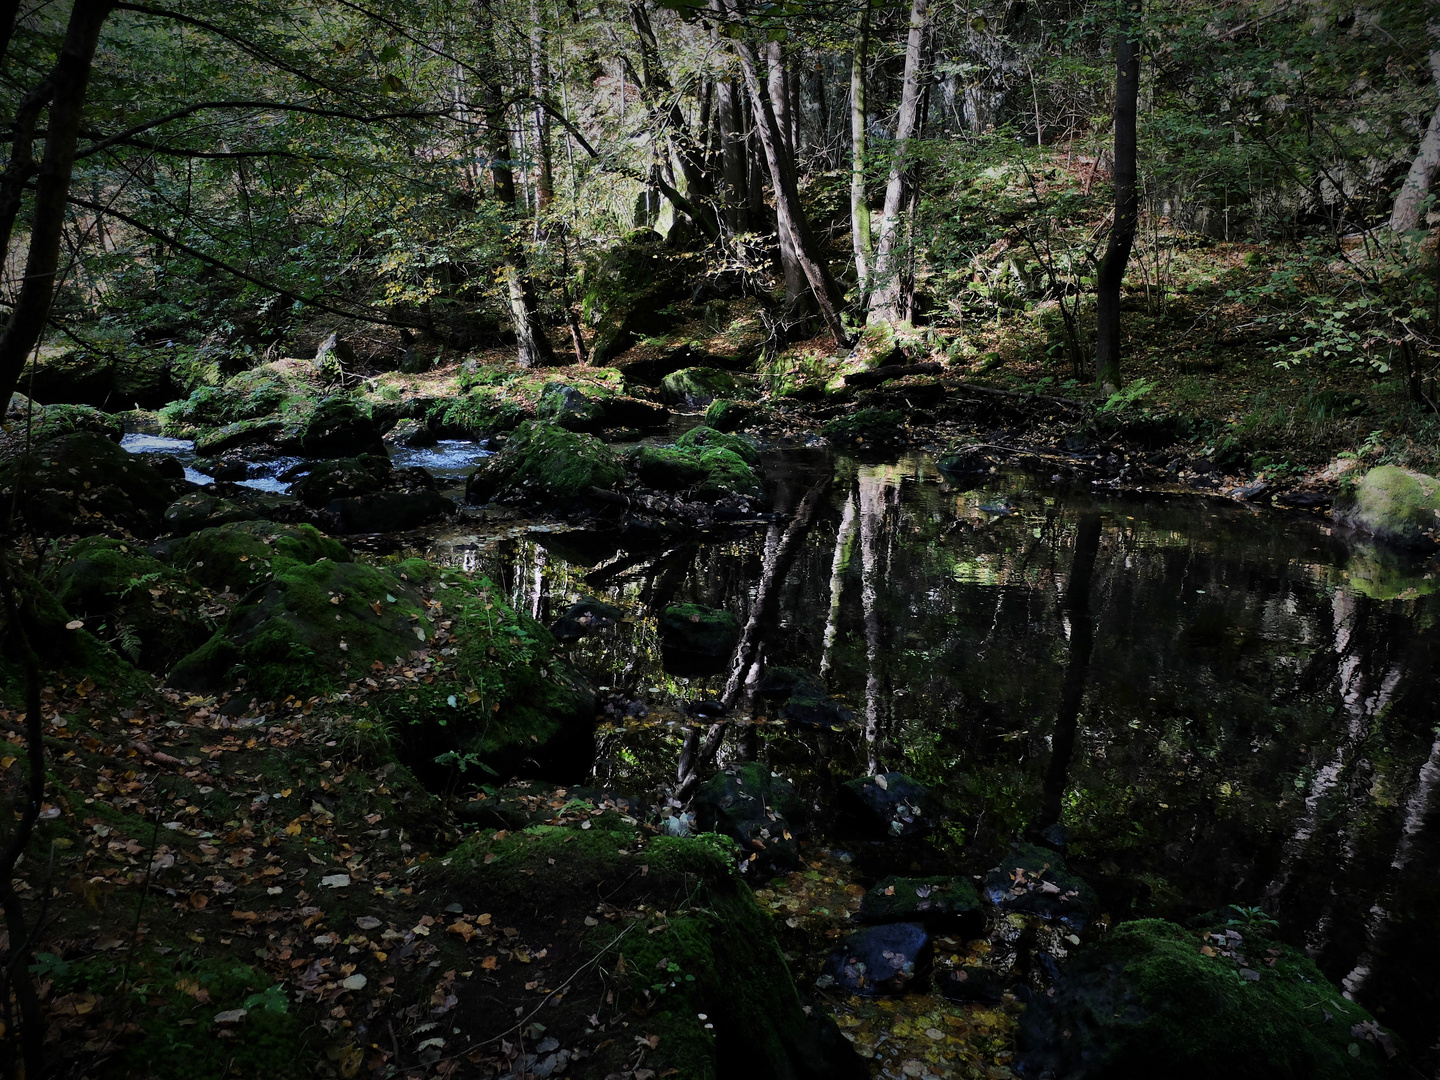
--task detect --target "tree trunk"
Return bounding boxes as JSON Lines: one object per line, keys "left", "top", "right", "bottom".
{"left": 1390, "top": 49, "right": 1440, "bottom": 233}
{"left": 0, "top": 0, "right": 114, "bottom": 412}
{"left": 486, "top": 87, "right": 554, "bottom": 366}
{"left": 717, "top": 75, "right": 748, "bottom": 234}
{"left": 1094, "top": 18, "right": 1140, "bottom": 394}
{"left": 720, "top": 1, "right": 851, "bottom": 347}
{"left": 529, "top": 0, "right": 554, "bottom": 208}
{"left": 866, "top": 0, "right": 929, "bottom": 324}
{"left": 850, "top": 2, "right": 873, "bottom": 296}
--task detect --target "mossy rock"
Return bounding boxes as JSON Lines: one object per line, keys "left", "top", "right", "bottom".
{"left": 168, "top": 558, "right": 431, "bottom": 695}
{"left": 5, "top": 402, "right": 125, "bottom": 445}
{"left": 162, "top": 492, "right": 256, "bottom": 536}
{"left": 693, "top": 762, "right": 804, "bottom": 872}
{"left": 158, "top": 372, "right": 293, "bottom": 435}
{"left": 0, "top": 431, "right": 175, "bottom": 538}
{"left": 431, "top": 823, "right": 866, "bottom": 1080}
{"left": 380, "top": 577, "right": 596, "bottom": 782}
{"left": 660, "top": 366, "right": 747, "bottom": 408}
{"left": 631, "top": 443, "right": 763, "bottom": 502}
{"left": 1018, "top": 918, "right": 1399, "bottom": 1079}
{"left": 982, "top": 842, "right": 1098, "bottom": 931}
{"left": 535, "top": 382, "right": 604, "bottom": 430}
{"left": 676, "top": 424, "right": 760, "bottom": 466}
{"left": 660, "top": 603, "right": 740, "bottom": 675}
{"left": 1334, "top": 465, "right": 1440, "bottom": 551}
{"left": 49, "top": 536, "right": 215, "bottom": 672}
{"left": 857, "top": 875, "right": 982, "bottom": 932}
{"left": 298, "top": 395, "right": 384, "bottom": 458}
{"left": 172, "top": 520, "right": 350, "bottom": 590}
{"left": 22, "top": 346, "right": 178, "bottom": 410}
{"left": 287, "top": 454, "right": 394, "bottom": 509}
{"left": 193, "top": 417, "right": 284, "bottom": 456}
{"left": 0, "top": 566, "right": 141, "bottom": 703}
{"left": 822, "top": 408, "right": 906, "bottom": 448}
{"left": 703, "top": 398, "right": 763, "bottom": 432}
{"left": 464, "top": 421, "right": 624, "bottom": 505}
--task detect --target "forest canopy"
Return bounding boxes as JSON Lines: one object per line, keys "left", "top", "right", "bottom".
{"left": 0, "top": 0, "right": 1435, "bottom": 410}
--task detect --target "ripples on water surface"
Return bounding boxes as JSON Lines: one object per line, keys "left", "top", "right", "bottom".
{"left": 408, "top": 451, "right": 1440, "bottom": 1054}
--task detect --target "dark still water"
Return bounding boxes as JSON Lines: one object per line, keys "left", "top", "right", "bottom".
{"left": 399, "top": 449, "right": 1440, "bottom": 1059}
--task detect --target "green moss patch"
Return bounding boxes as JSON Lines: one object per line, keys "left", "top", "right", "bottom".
{"left": 1019, "top": 918, "right": 1400, "bottom": 1079}
{"left": 172, "top": 520, "right": 350, "bottom": 590}
{"left": 464, "top": 421, "right": 624, "bottom": 504}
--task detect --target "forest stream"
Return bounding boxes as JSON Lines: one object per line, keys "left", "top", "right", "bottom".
{"left": 112, "top": 429, "right": 1440, "bottom": 1077}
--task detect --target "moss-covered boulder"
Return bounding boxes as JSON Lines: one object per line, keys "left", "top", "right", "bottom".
{"left": 1, "top": 566, "right": 141, "bottom": 701}
{"left": 1018, "top": 919, "right": 1399, "bottom": 1079}
{"left": 22, "top": 345, "right": 178, "bottom": 409}
{"left": 298, "top": 395, "right": 384, "bottom": 458}
{"left": 693, "top": 763, "right": 804, "bottom": 873}
{"left": 192, "top": 417, "right": 285, "bottom": 456}
{"left": 660, "top": 366, "right": 746, "bottom": 408}
{"left": 1334, "top": 465, "right": 1440, "bottom": 551}
{"left": 1, "top": 432, "right": 175, "bottom": 537}
{"left": 630, "top": 443, "right": 764, "bottom": 502}
{"left": 704, "top": 398, "right": 763, "bottom": 431}
{"left": 676, "top": 424, "right": 761, "bottom": 466}
{"left": 822, "top": 408, "right": 906, "bottom": 448}
{"left": 982, "top": 842, "right": 1099, "bottom": 931}
{"left": 158, "top": 370, "right": 293, "bottom": 435}
{"left": 5, "top": 402, "right": 124, "bottom": 445}
{"left": 431, "top": 820, "right": 866, "bottom": 1080}
{"left": 288, "top": 454, "right": 395, "bottom": 509}
{"left": 464, "top": 421, "right": 624, "bottom": 505}
{"left": 48, "top": 536, "right": 214, "bottom": 672}
{"left": 857, "top": 875, "right": 983, "bottom": 933}
{"left": 172, "top": 520, "right": 350, "bottom": 590}
{"left": 660, "top": 603, "right": 740, "bottom": 675}
{"left": 535, "top": 382, "right": 604, "bottom": 430}
{"left": 320, "top": 490, "right": 454, "bottom": 535}
{"left": 168, "top": 558, "right": 432, "bottom": 695}
{"left": 381, "top": 574, "right": 596, "bottom": 782}
{"left": 162, "top": 491, "right": 255, "bottom": 536}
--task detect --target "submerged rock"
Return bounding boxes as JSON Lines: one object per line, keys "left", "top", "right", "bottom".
{"left": 982, "top": 842, "right": 1098, "bottom": 931}
{"left": 2, "top": 431, "right": 176, "bottom": 538}
{"left": 938, "top": 965, "right": 1007, "bottom": 1004}
{"left": 1018, "top": 918, "right": 1400, "bottom": 1079}
{"left": 1334, "top": 465, "right": 1440, "bottom": 551}
{"left": 320, "top": 490, "right": 454, "bottom": 535}
{"left": 821, "top": 922, "right": 931, "bottom": 997}
{"left": 464, "top": 421, "right": 624, "bottom": 505}
{"left": 836, "top": 772, "right": 936, "bottom": 839}
{"left": 693, "top": 763, "right": 803, "bottom": 873}
{"left": 857, "top": 875, "right": 983, "bottom": 933}
{"left": 659, "top": 603, "right": 740, "bottom": 675}
{"left": 548, "top": 597, "right": 624, "bottom": 642}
